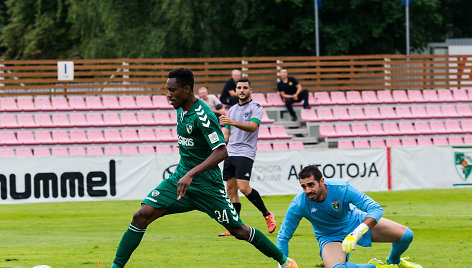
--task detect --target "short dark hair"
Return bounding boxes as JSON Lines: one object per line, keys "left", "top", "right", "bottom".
{"left": 168, "top": 68, "right": 194, "bottom": 90}
{"left": 299, "top": 165, "right": 323, "bottom": 181}
{"left": 237, "top": 78, "right": 251, "bottom": 86}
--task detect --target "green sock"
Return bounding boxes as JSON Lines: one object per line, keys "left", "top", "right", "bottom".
{"left": 111, "top": 223, "right": 146, "bottom": 268}
{"left": 246, "top": 226, "right": 287, "bottom": 265}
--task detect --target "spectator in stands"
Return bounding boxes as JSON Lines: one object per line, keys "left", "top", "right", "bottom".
{"left": 220, "top": 69, "right": 241, "bottom": 106}
{"left": 198, "top": 86, "right": 225, "bottom": 119}
{"left": 218, "top": 78, "right": 277, "bottom": 237}
{"left": 277, "top": 69, "right": 310, "bottom": 121}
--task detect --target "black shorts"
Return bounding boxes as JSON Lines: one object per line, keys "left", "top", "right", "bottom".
{"left": 223, "top": 156, "right": 254, "bottom": 181}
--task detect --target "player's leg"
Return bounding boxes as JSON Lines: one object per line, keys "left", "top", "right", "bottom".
{"left": 223, "top": 158, "right": 241, "bottom": 215}
{"left": 322, "top": 242, "right": 392, "bottom": 268}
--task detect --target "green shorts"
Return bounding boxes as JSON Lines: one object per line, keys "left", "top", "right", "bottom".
{"left": 142, "top": 172, "right": 244, "bottom": 229}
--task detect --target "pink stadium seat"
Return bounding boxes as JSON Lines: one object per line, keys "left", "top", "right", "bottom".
{"left": 34, "top": 114, "right": 53, "bottom": 127}
{"left": 152, "top": 95, "right": 173, "bottom": 109}
{"left": 432, "top": 137, "right": 448, "bottom": 146}
{"left": 155, "top": 144, "right": 173, "bottom": 153}
{"left": 52, "top": 130, "right": 71, "bottom": 144}
{"left": 334, "top": 124, "right": 352, "bottom": 137}
{"left": 172, "top": 145, "right": 180, "bottom": 153}
{"left": 17, "top": 97, "right": 36, "bottom": 111}
{"left": 251, "top": 93, "right": 268, "bottom": 107}
{"left": 270, "top": 125, "right": 292, "bottom": 139}
{"left": 170, "top": 111, "right": 177, "bottom": 123}
{"left": 17, "top": 131, "right": 36, "bottom": 145}
{"left": 137, "top": 112, "right": 156, "bottom": 126}
{"left": 86, "top": 147, "right": 103, "bottom": 156}
{"left": 463, "top": 136, "right": 472, "bottom": 145}
{"left": 69, "top": 113, "right": 87, "bottom": 127}
{"left": 452, "top": 89, "right": 469, "bottom": 102}
{"left": 121, "top": 129, "right": 140, "bottom": 142}
{"left": 34, "top": 148, "right": 51, "bottom": 157}
{"left": 17, "top": 114, "right": 36, "bottom": 128}
{"left": 69, "top": 96, "right": 88, "bottom": 110}
{"left": 120, "top": 112, "right": 139, "bottom": 126}
{"left": 69, "top": 147, "right": 86, "bottom": 156}
{"left": 429, "top": 121, "right": 447, "bottom": 134}
{"left": 426, "top": 105, "right": 443, "bottom": 118}
{"left": 363, "top": 107, "right": 381, "bottom": 119}
{"left": 392, "top": 90, "right": 409, "bottom": 103}
{"left": 395, "top": 106, "right": 413, "bottom": 119}
{"left": 261, "top": 110, "right": 275, "bottom": 124}
{"left": 0, "top": 148, "right": 15, "bottom": 157}
{"left": 423, "top": 90, "right": 440, "bottom": 102}
{"left": 34, "top": 131, "right": 53, "bottom": 145}
{"left": 69, "top": 130, "right": 88, "bottom": 144}
{"left": 351, "top": 123, "right": 369, "bottom": 136}
{"left": 51, "top": 96, "right": 70, "bottom": 111}
{"left": 0, "top": 97, "right": 20, "bottom": 111}
{"left": 407, "top": 90, "right": 425, "bottom": 103}
{"left": 353, "top": 139, "right": 370, "bottom": 148}
{"left": 136, "top": 95, "right": 156, "bottom": 109}
{"left": 0, "top": 114, "right": 18, "bottom": 128}
{"left": 370, "top": 139, "right": 386, "bottom": 148}
{"left": 85, "top": 96, "right": 104, "bottom": 110}
{"left": 401, "top": 138, "right": 417, "bottom": 147}
{"left": 308, "top": 92, "right": 317, "bottom": 106}
{"left": 330, "top": 91, "right": 348, "bottom": 105}
{"left": 410, "top": 106, "right": 428, "bottom": 118}
{"left": 122, "top": 145, "right": 139, "bottom": 155}
{"left": 104, "top": 129, "right": 122, "bottom": 143}
{"left": 337, "top": 140, "right": 353, "bottom": 149}
{"left": 257, "top": 143, "right": 273, "bottom": 151}
{"left": 138, "top": 129, "right": 157, "bottom": 142}
{"left": 441, "top": 105, "right": 459, "bottom": 117}
{"left": 138, "top": 145, "right": 157, "bottom": 154}
{"left": 345, "top": 91, "right": 363, "bottom": 104}
{"left": 119, "top": 95, "right": 137, "bottom": 110}
{"left": 319, "top": 124, "right": 336, "bottom": 137}
{"left": 52, "top": 114, "right": 71, "bottom": 127}
{"left": 385, "top": 138, "right": 401, "bottom": 147}
{"left": 102, "top": 96, "right": 121, "bottom": 110}
{"left": 379, "top": 106, "right": 397, "bottom": 119}
{"left": 347, "top": 107, "right": 366, "bottom": 120}
{"left": 34, "top": 96, "right": 52, "bottom": 111}
{"left": 16, "top": 148, "right": 33, "bottom": 157}
{"left": 417, "top": 137, "right": 433, "bottom": 146}
{"left": 456, "top": 105, "right": 472, "bottom": 117}
{"left": 86, "top": 130, "right": 105, "bottom": 143}
{"left": 461, "top": 120, "right": 472, "bottom": 132}
{"left": 313, "top": 92, "right": 331, "bottom": 105}
{"left": 361, "top": 91, "right": 379, "bottom": 104}
{"left": 104, "top": 146, "right": 121, "bottom": 155}
{"left": 445, "top": 120, "right": 462, "bottom": 133}
{"left": 301, "top": 109, "right": 317, "bottom": 122}
{"left": 103, "top": 112, "right": 122, "bottom": 126}
{"left": 377, "top": 90, "right": 394, "bottom": 104}
{"left": 266, "top": 93, "right": 285, "bottom": 107}
{"left": 1, "top": 131, "right": 18, "bottom": 145}
{"left": 273, "top": 142, "right": 289, "bottom": 151}
{"left": 155, "top": 129, "right": 176, "bottom": 142}
{"left": 437, "top": 89, "right": 454, "bottom": 102}
{"left": 258, "top": 126, "right": 272, "bottom": 140}
{"left": 413, "top": 121, "right": 431, "bottom": 134}
{"left": 154, "top": 112, "right": 174, "bottom": 126}
{"left": 448, "top": 137, "right": 464, "bottom": 146}
{"left": 384, "top": 122, "right": 401, "bottom": 135}
{"left": 288, "top": 141, "right": 304, "bottom": 150}
{"left": 332, "top": 107, "right": 349, "bottom": 120}
{"left": 86, "top": 113, "right": 105, "bottom": 127}
{"left": 316, "top": 108, "right": 334, "bottom": 121}
{"left": 366, "top": 123, "right": 384, "bottom": 136}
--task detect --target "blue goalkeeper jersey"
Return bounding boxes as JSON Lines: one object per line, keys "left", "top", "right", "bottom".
{"left": 276, "top": 179, "right": 384, "bottom": 256}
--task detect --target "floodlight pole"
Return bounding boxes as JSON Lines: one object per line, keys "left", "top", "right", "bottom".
{"left": 314, "top": 0, "right": 320, "bottom": 57}
{"left": 405, "top": 0, "right": 410, "bottom": 55}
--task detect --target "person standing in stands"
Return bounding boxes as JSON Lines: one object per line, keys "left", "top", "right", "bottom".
{"left": 220, "top": 69, "right": 241, "bottom": 106}
{"left": 277, "top": 69, "right": 310, "bottom": 121}
{"left": 218, "top": 78, "right": 277, "bottom": 237}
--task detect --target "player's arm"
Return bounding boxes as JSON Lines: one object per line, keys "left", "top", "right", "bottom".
{"left": 276, "top": 199, "right": 303, "bottom": 257}
{"left": 219, "top": 115, "right": 259, "bottom": 132}
{"left": 223, "top": 125, "right": 230, "bottom": 143}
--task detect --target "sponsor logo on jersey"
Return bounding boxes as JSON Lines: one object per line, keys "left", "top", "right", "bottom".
{"left": 332, "top": 200, "right": 340, "bottom": 211}
{"left": 208, "top": 132, "right": 219, "bottom": 144}
{"left": 178, "top": 134, "right": 194, "bottom": 147}
{"left": 186, "top": 124, "right": 193, "bottom": 134}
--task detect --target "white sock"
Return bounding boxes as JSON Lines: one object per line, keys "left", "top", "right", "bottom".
{"left": 280, "top": 258, "right": 292, "bottom": 268}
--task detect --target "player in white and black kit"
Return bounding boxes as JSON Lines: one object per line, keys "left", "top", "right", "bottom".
{"left": 218, "top": 78, "right": 277, "bottom": 237}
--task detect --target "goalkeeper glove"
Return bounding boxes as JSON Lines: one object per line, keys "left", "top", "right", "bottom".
{"left": 342, "top": 223, "right": 369, "bottom": 253}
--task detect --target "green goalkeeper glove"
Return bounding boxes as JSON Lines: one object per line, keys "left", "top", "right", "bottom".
{"left": 342, "top": 223, "right": 369, "bottom": 253}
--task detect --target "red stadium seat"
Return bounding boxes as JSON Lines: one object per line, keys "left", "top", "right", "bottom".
{"left": 347, "top": 107, "right": 366, "bottom": 120}
{"left": 313, "top": 92, "right": 331, "bottom": 105}
{"left": 69, "top": 113, "right": 87, "bottom": 127}
{"left": 353, "top": 139, "right": 369, "bottom": 148}
{"left": 407, "top": 90, "right": 425, "bottom": 103}
{"left": 423, "top": 89, "right": 440, "bottom": 102}
{"left": 316, "top": 108, "right": 334, "bottom": 121}
{"left": 392, "top": 90, "right": 409, "bottom": 103}
{"left": 330, "top": 91, "right": 348, "bottom": 105}
{"left": 119, "top": 95, "right": 137, "bottom": 110}
{"left": 288, "top": 141, "right": 304, "bottom": 150}
{"left": 103, "top": 112, "right": 122, "bottom": 126}
{"left": 69, "top": 96, "right": 88, "bottom": 110}
{"left": 104, "top": 146, "right": 122, "bottom": 155}
{"left": 16, "top": 148, "right": 33, "bottom": 157}
{"left": 102, "top": 96, "right": 121, "bottom": 110}
{"left": 370, "top": 139, "right": 386, "bottom": 148}
{"left": 51, "top": 96, "right": 70, "bottom": 111}
{"left": 34, "top": 114, "right": 53, "bottom": 128}
{"left": 33, "top": 148, "right": 51, "bottom": 157}
{"left": 86, "top": 147, "right": 103, "bottom": 156}
{"left": 51, "top": 147, "right": 69, "bottom": 156}
{"left": 17, "top": 97, "right": 36, "bottom": 111}
{"left": 136, "top": 95, "right": 156, "bottom": 109}
{"left": 332, "top": 107, "right": 349, "bottom": 120}
{"left": 361, "top": 91, "right": 380, "bottom": 104}
{"left": 85, "top": 96, "right": 104, "bottom": 110}
{"left": 122, "top": 145, "right": 139, "bottom": 155}
{"left": 256, "top": 143, "right": 272, "bottom": 151}
{"left": 345, "top": 91, "right": 364, "bottom": 104}
{"left": 385, "top": 138, "right": 401, "bottom": 147}
{"left": 273, "top": 142, "right": 289, "bottom": 151}
{"left": 337, "top": 140, "right": 353, "bottom": 149}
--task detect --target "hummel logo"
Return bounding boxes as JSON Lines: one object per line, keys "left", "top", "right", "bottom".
{"left": 202, "top": 120, "right": 210, "bottom": 127}
{"left": 195, "top": 105, "right": 202, "bottom": 111}
{"left": 199, "top": 114, "right": 207, "bottom": 121}
{"left": 311, "top": 208, "right": 318, "bottom": 213}
{"left": 245, "top": 173, "right": 250, "bottom": 177}
{"left": 197, "top": 109, "right": 205, "bottom": 115}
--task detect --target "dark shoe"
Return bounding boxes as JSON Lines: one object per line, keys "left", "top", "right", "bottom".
{"left": 291, "top": 115, "right": 298, "bottom": 121}
{"left": 303, "top": 105, "right": 311, "bottom": 109}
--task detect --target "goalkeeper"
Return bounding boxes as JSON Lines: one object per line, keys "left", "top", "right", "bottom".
{"left": 277, "top": 165, "right": 423, "bottom": 268}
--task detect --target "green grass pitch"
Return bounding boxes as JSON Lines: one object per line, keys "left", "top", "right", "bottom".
{"left": 1, "top": 188, "right": 471, "bottom": 267}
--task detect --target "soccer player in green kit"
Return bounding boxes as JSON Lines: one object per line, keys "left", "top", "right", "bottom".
{"left": 109, "top": 68, "right": 298, "bottom": 268}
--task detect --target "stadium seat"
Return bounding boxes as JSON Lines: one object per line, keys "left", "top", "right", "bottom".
{"left": 256, "top": 143, "right": 272, "bottom": 151}
{"left": 33, "top": 148, "right": 51, "bottom": 157}
{"left": 363, "top": 107, "right": 381, "bottom": 119}
{"left": 417, "top": 137, "right": 433, "bottom": 146}
{"left": 337, "top": 140, "right": 353, "bottom": 149}
{"left": 385, "top": 138, "right": 401, "bottom": 147}
{"left": 152, "top": 95, "right": 173, "bottom": 109}
{"left": 401, "top": 138, "right": 417, "bottom": 147}
{"left": 170, "top": 111, "right": 177, "bottom": 123}
{"left": 410, "top": 106, "right": 428, "bottom": 118}
{"left": 332, "top": 107, "right": 350, "bottom": 120}
{"left": 370, "top": 139, "right": 386, "bottom": 148}
{"left": 353, "top": 139, "right": 369, "bottom": 148}
{"left": 16, "top": 148, "right": 33, "bottom": 157}
{"left": 407, "top": 90, "right": 425, "bottom": 103}
{"left": 52, "top": 114, "right": 71, "bottom": 127}
{"left": 119, "top": 95, "right": 137, "bottom": 110}
{"left": 461, "top": 120, "right": 472, "bottom": 132}
{"left": 261, "top": 110, "right": 275, "bottom": 124}
{"left": 104, "top": 129, "right": 122, "bottom": 143}
{"left": 300, "top": 109, "right": 317, "bottom": 122}
{"left": 86, "top": 147, "right": 103, "bottom": 156}
{"left": 154, "top": 111, "right": 173, "bottom": 125}
{"left": 463, "top": 136, "right": 472, "bottom": 145}
{"left": 319, "top": 124, "right": 336, "bottom": 137}
{"left": 251, "top": 93, "right": 269, "bottom": 107}
{"left": 155, "top": 145, "right": 173, "bottom": 153}
{"left": 334, "top": 124, "right": 352, "bottom": 137}
{"left": 384, "top": 122, "right": 401, "bottom": 135}
{"left": 137, "top": 112, "right": 156, "bottom": 126}
{"left": 120, "top": 112, "right": 139, "bottom": 126}
{"left": 122, "top": 145, "right": 139, "bottom": 155}
{"left": 429, "top": 121, "right": 447, "bottom": 134}
{"left": 103, "top": 112, "right": 122, "bottom": 126}
{"left": 0, "top": 148, "right": 15, "bottom": 157}
{"left": 441, "top": 105, "right": 459, "bottom": 117}
{"left": 345, "top": 91, "right": 363, "bottom": 104}
{"left": 448, "top": 137, "right": 464, "bottom": 146}
{"left": 270, "top": 125, "right": 292, "bottom": 139}
{"left": 85, "top": 96, "right": 104, "bottom": 110}
{"left": 55, "top": 147, "right": 71, "bottom": 158}
{"left": 361, "top": 90, "right": 379, "bottom": 104}
{"left": 392, "top": 90, "right": 409, "bottom": 103}
{"left": 313, "top": 92, "right": 331, "bottom": 105}
{"left": 51, "top": 96, "right": 70, "bottom": 111}
{"left": 395, "top": 106, "right": 413, "bottom": 119}
{"left": 104, "top": 146, "right": 121, "bottom": 155}
{"left": 452, "top": 89, "right": 469, "bottom": 102}
{"left": 0, "top": 114, "right": 18, "bottom": 128}
{"left": 17, "top": 114, "right": 36, "bottom": 128}
{"left": 432, "top": 137, "right": 448, "bottom": 146}
{"left": 347, "top": 107, "right": 366, "bottom": 120}
{"left": 136, "top": 95, "right": 156, "bottom": 109}
{"left": 69, "top": 147, "right": 86, "bottom": 156}
{"left": 17, "top": 97, "right": 36, "bottom": 111}
{"left": 330, "top": 91, "right": 348, "bottom": 105}
{"left": 138, "top": 145, "right": 154, "bottom": 154}
{"left": 456, "top": 105, "right": 472, "bottom": 117}
{"left": 52, "top": 130, "right": 71, "bottom": 144}
{"left": 34, "top": 131, "right": 54, "bottom": 144}
{"left": 273, "top": 142, "right": 289, "bottom": 151}
{"left": 413, "top": 121, "right": 431, "bottom": 134}
{"left": 102, "top": 96, "right": 121, "bottom": 110}
{"left": 316, "top": 108, "right": 334, "bottom": 121}
{"left": 69, "top": 130, "right": 88, "bottom": 144}
{"left": 423, "top": 89, "right": 440, "bottom": 102}
{"left": 155, "top": 129, "right": 175, "bottom": 142}
{"left": 308, "top": 92, "right": 317, "bottom": 106}
{"left": 379, "top": 106, "right": 397, "bottom": 119}
{"left": 86, "top": 113, "right": 105, "bottom": 127}
{"left": 34, "top": 114, "right": 53, "bottom": 127}
{"left": 17, "top": 131, "right": 36, "bottom": 145}
{"left": 288, "top": 141, "right": 304, "bottom": 150}
{"left": 0, "top": 131, "right": 17, "bottom": 145}
{"left": 426, "top": 105, "right": 443, "bottom": 118}
{"left": 121, "top": 129, "right": 140, "bottom": 142}
{"left": 351, "top": 123, "right": 369, "bottom": 136}
{"left": 377, "top": 90, "right": 394, "bottom": 103}
{"left": 437, "top": 89, "right": 454, "bottom": 102}
{"left": 445, "top": 120, "right": 462, "bottom": 133}
{"left": 0, "top": 97, "right": 20, "bottom": 111}
{"left": 34, "top": 96, "right": 52, "bottom": 111}
{"left": 86, "top": 130, "right": 105, "bottom": 143}
{"left": 69, "top": 113, "right": 87, "bottom": 127}
{"left": 69, "top": 96, "right": 88, "bottom": 110}
{"left": 258, "top": 126, "right": 272, "bottom": 140}
{"left": 138, "top": 129, "right": 157, "bottom": 142}
{"left": 366, "top": 123, "right": 384, "bottom": 136}
{"left": 266, "top": 93, "right": 285, "bottom": 107}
